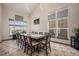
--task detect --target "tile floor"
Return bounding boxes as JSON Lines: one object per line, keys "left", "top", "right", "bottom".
{"left": 0, "top": 40, "right": 79, "bottom": 56}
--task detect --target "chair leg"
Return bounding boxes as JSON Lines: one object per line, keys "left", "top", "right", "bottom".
{"left": 30, "top": 46, "right": 32, "bottom": 56}
{"left": 22, "top": 41, "right": 23, "bottom": 49}
{"left": 24, "top": 44, "right": 26, "bottom": 53}
{"left": 37, "top": 44, "right": 39, "bottom": 53}
{"left": 19, "top": 43, "right": 22, "bottom": 48}
{"left": 39, "top": 44, "right": 41, "bottom": 51}
{"left": 26, "top": 46, "right": 28, "bottom": 54}
{"left": 46, "top": 44, "right": 48, "bottom": 56}
{"left": 50, "top": 47, "right": 51, "bottom": 52}
{"left": 49, "top": 43, "right": 51, "bottom": 52}
{"left": 31, "top": 49, "right": 32, "bottom": 56}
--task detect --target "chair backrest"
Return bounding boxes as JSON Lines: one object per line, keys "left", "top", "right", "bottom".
{"left": 19, "top": 35, "right": 23, "bottom": 43}
{"left": 20, "top": 35, "right": 23, "bottom": 39}
{"left": 32, "top": 31, "right": 34, "bottom": 34}
{"left": 39, "top": 32, "right": 43, "bottom": 35}
{"left": 44, "top": 35, "right": 49, "bottom": 44}
{"left": 44, "top": 33, "right": 51, "bottom": 44}
{"left": 23, "top": 35, "right": 28, "bottom": 43}
{"left": 27, "top": 36, "right": 33, "bottom": 46}
{"left": 16, "top": 33, "right": 20, "bottom": 39}
{"left": 44, "top": 32, "right": 49, "bottom": 35}
{"left": 34, "top": 32, "right": 38, "bottom": 34}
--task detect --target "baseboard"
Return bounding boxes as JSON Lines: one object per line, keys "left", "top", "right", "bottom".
{"left": 0, "top": 39, "right": 13, "bottom": 43}
{"left": 2, "top": 39, "right": 12, "bottom": 41}
{"left": 51, "top": 40, "right": 70, "bottom": 46}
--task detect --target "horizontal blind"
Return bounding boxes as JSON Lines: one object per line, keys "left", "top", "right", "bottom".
{"left": 48, "top": 13, "right": 56, "bottom": 20}
{"left": 57, "top": 9, "right": 68, "bottom": 18}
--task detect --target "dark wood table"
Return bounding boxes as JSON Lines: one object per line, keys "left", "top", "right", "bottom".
{"left": 22, "top": 34, "right": 45, "bottom": 41}
{"left": 23, "top": 34, "right": 48, "bottom": 55}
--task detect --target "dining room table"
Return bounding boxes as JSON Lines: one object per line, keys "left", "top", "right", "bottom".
{"left": 20, "top": 33, "right": 48, "bottom": 55}
{"left": 22, "top": 33, "right": 45, "bottom": 40}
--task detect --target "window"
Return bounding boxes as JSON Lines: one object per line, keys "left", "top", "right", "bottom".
{"left": 9, "top": 26, "right": 14, "bottom": 35}
{"left": 57, "top": 9, "right": 68, "bottom": 18}
{"left": 48, "top": 7, "right": 68, "bottom": 40}
{"left": 9, "top": 15, "right": 27, "bottom": 35}
{"left": 49, "top": 20, "right": 56, "bottom": 28}
{"left": 48, "top": 13, "right": 56, "bottom": 20}
{"left": 57, "top": 29, "right": 68, "bottom": 39}
{"left": 49, "top": 29, "right": 56, "bottom": 38}
{"left": 57, "top": 9, "right": 68, "bottom": 39}
{"left": 34, "top": 18, "right": 40, "bottom": 24}
{"left": 58, "top": 19, "right": 67, "bottom": 28}
{"left": 9, "top": 19, "right": 14, "bottom": 35}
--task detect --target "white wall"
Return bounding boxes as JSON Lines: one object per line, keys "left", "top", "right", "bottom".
{"left": 31, "top": 3, "right": 79, "bottom": 44}
{"left": 68, "top": 4, "right": 79, "bottom": 38}
{"left": 1, "top": 5, "right": 31, "bottom": 40}
{"left": 31, "top": 4, "right": 48, "bottom": 32}
{"left": 0, "top": 4, "right": 2, "bottom": 42}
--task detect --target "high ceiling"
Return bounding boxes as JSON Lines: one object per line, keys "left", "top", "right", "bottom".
{"left": 2, "top": 3, "right": 39, "bottom": 15}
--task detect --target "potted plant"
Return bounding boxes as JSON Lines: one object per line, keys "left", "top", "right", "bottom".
{"left": 73, "top": 27, "right": 79, "bottom": 38}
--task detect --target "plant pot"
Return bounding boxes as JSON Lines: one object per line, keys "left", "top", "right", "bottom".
{"left": 75, "top": 32, "right": 79, "bottom": 38}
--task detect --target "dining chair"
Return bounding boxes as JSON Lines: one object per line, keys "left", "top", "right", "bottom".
{"left": 39, "top": 32, "right": 43, "bottom": 35}
{"left": 34, "top": 32, "right": 38, "bottom": 34}
{"left": 40, "top": 34, "right": 51, "bottom": 56}
{"left": 16, "top": 33, "right": 21, "bottom": 48}
{"left": 23, "top": 35, "right": 29, "bottom": 53}
{"left": 32, "top": 31, "right": 34, "bottom": 34}
{"left": 26, "top": 36, "right": 40, "bottom": 56}
{"left": 19, "top": 35, "right": 24, "bottom": 49}
{"left": 44, "top": 32, "right": 49, "bottom": 35}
